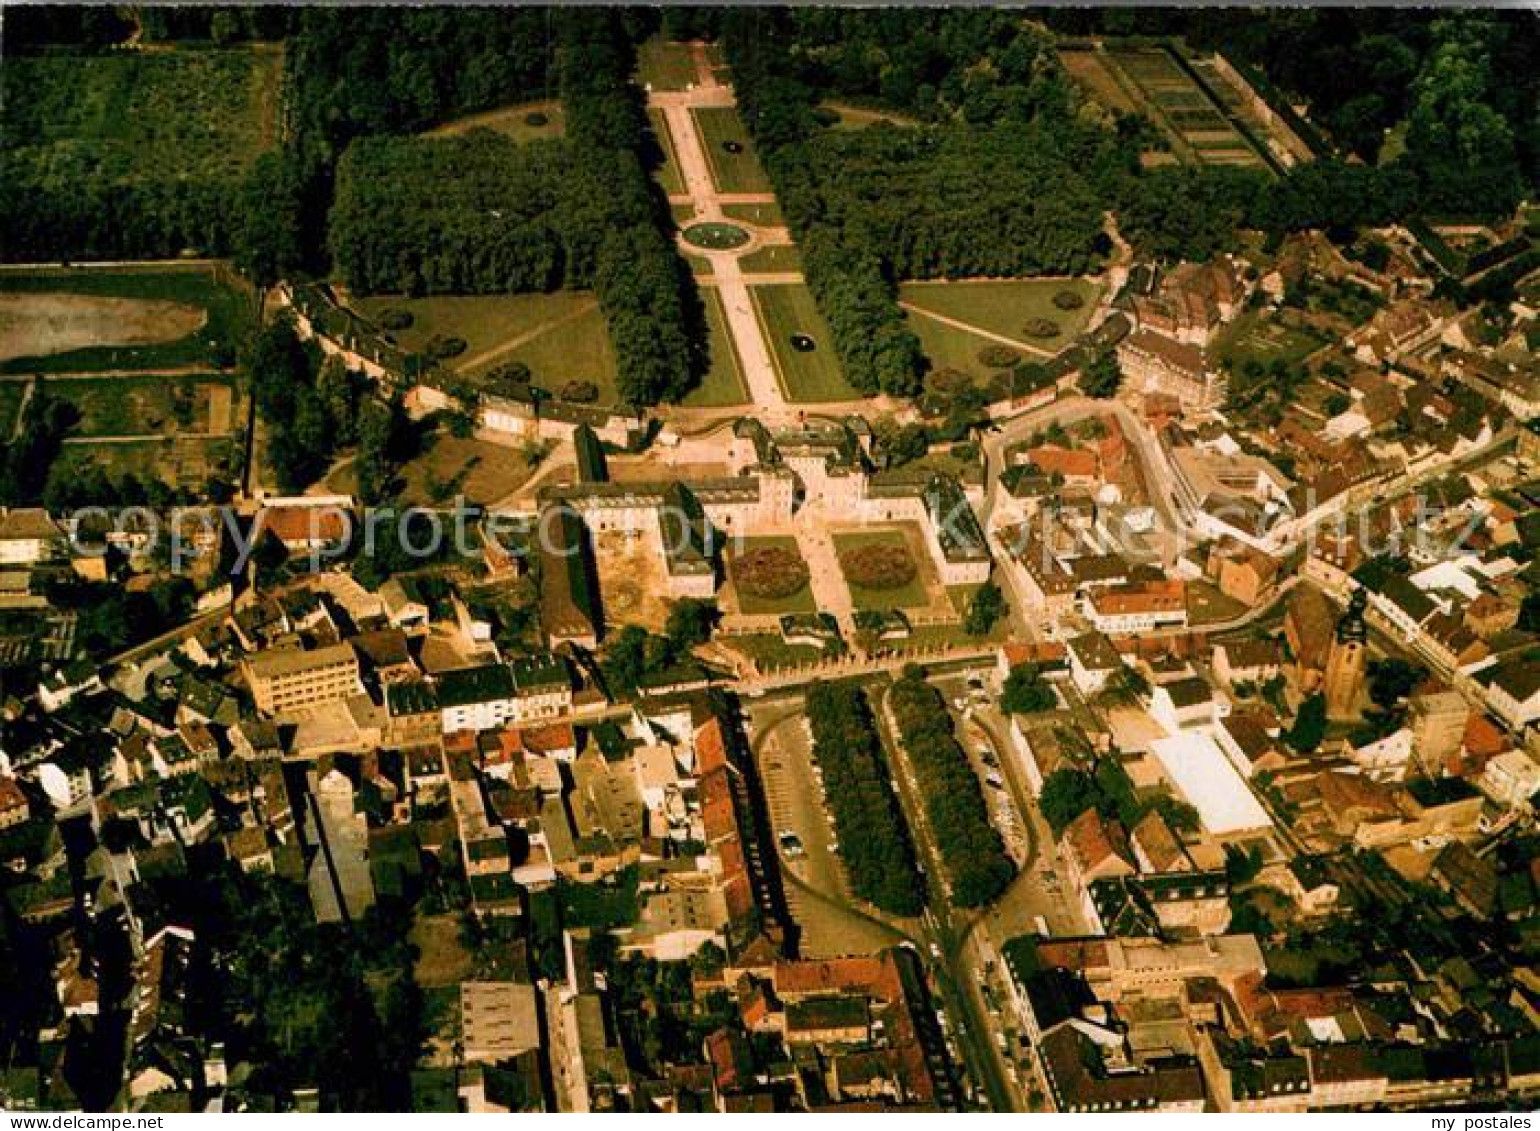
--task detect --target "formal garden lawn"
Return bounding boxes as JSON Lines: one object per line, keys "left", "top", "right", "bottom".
{"left": 0, "top": 266, "right": 252, "bottom": 374}
{"left": 721, "top": 201, "right": 784, "bottom": 228}
{"left": 899, "top": 278, "right": 1101, "bottom": 354}
{"left": 750, "top": 284, "right": 862, "bottom": 403}
{"left": 354, "top": 291, "right": 621, "bottom": 405}
{"left": 682, "top": 289, "right": 749, "bottom": 408}
{"left": 833, "top": 528, "right": 932, "bottom": 612}
{"left": 727, "top": 536, "right": 817, "bottom": 616}
{"left": 903, "top": 309, "right": 1023, "bottom": 391}
{"left": 648, "top": 108, "right": 687, "bottom": 196}
{"left": 423, "top": 99, "right": 565, "bottom": 143}
{"left": 636, "top": 38, "right": 698, "bottom": 92}
{"left": 738, "top": 245, "right": 803, "bottom": 275}
{"left": 691, "top": 106, "right": 773, "bottom": 194}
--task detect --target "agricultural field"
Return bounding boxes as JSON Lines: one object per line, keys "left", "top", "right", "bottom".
{"left": 1104, "top": 46, "right": 1268, "bottom": 170}
{"left": 636, "top": 38, "right": 698, "bottom": 92}
{"left": 648, "top": 109, "right": 687, "bottom": 196}
{"left": 1057, "top": 49, "right": 1140, "bottom": 115}
{"left": 52, "top": 436, "right": 241, "bottom": 494}
{"left": 0, "top": 266, "right": 252, "bottom": 374}
{"left": 423, "top": 99, "right": 565, "bottom": 143}
{"left": 351, "top": 291, "right": 620, "bottom": 405}
{"left": 726, "top": 536, "right": 817, "bottom": 617}
{"left": 682, "top": 290, "right": 749, "bottom": 408}
{"left": 833, "top": 528, "right": 933, "bottom": 612}
{"left": 899, "top": 278, "right": 1101, "bottom": 355}
{"left": 48, "top": 375, "right": 239, "bottom": 439}
{"left": 691, "top": 107, "right": 773, "bottom": 194}
{"left": 1, "top": 49, "right": 282, "bottom": 259}
{"left": 750, "top": 283, "right": 862, "bottom": 403}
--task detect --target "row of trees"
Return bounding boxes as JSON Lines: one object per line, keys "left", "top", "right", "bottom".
{"left": 805, "top": 681, "right": 925, "bottom": 917}
{"left": 887, "top": 671, "right": 1014, "bottom": 907}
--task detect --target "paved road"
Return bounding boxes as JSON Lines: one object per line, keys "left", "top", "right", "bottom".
{"left": 648, "top": 54, "right": 813, "bottom": 420}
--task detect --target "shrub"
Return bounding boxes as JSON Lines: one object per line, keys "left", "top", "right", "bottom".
{"left": 840, "top": 542, "right": 917, "bottom": 590}
{"left": 977, "top": 344, "right": 1020, "bottom": 369}
{"left": 523, "top": 110, "right": 549, "bottom": 128}
{"left": 1052, "top": 289, "right": 1085, "bottom": 311}
{"left": 377, "top": 307, "right": 414, "bottom": 331}
{"left": 560, "top": 379, "right": 600, "bottom": 403}
{"left": 733, "top": 546, "right": 809, "bottom": 600}
{"left": 484, "top": 361, "right": 532, "bottom": 392}
{"left": 424, "top": 334, "right": 467, "bottom": 361}
{"left": 1022, "top": 317, "right": 1060, "bottom": 339}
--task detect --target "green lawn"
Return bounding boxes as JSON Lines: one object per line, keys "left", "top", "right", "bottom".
{"left": 670, "top": 202, "right": 698, "bottom": 227}
{"left": 636, "top": 38, "right": 698, "bottom": 92}
{"left": 834, "top": 529, "right": 932, "bottom": 612}
{"left": 750, "top": 283, "right": 862, "bottom": 403}
{"left": 739, "top": 245, "right": 804, "bottom": 275}
{"left": 821, "top": 102, "right": 921, "bottom": 131}
{"left": 903, "top": 309, "right": 1022, "bottom": 386}
{"left": 682, "top": 289, "right": 749, "bottom": 407}
{"left": 1212, "top": 309, "right": 1328, "bottom": 372}
{"left": 424, "top": 99, "right": 565, "bottom": 143}
{"left": 899, "top": 279, "right": 1101, "bottom": 354}
{"left": 729, "top": 633, "right": 829, "bottom": 670}
{"left": 0, "top": 266, "right": 252, "bottom": 374}
{"left": 51, "top": 374, "right": 235, "bottom": 438}
{"left": 691, "top": 107, "right": 773, "bottom": 194}
{"left": 648, "top": 108, "right": 686, "bottom": 196}
{"left": 721, "top": 201, "right": 784, "bottom": 227}
{"left": 727, "top": 536, "right": 817, "bottom": 616}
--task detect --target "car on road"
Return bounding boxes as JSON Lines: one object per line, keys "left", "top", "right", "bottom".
{"left": 985, "top": 771, "right": 1005, "bottom": 789}
{"left": 778, "top": 831, "right": 805, "bottom": 858}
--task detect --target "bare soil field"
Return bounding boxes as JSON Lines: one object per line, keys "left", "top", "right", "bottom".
{"left": 593, "top": 528, "right": 672, "bottom": 632}
{"left": 0, "top": 293, "right": 206, "bottom": 363}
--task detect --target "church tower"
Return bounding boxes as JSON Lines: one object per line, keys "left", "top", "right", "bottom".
{"left": 1324, "top": 589, "right": 1368, "bottom": 720}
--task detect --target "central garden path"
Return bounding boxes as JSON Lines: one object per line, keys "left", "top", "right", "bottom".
{"left": 648, "top": 48, "right": 802, "bottom": 418}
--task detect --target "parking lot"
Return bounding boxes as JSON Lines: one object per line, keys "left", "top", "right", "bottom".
{"left": 747, "top": 700, "right": 900, "bottom": 957}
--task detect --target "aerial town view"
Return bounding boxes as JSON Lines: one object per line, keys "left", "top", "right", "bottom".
{"left": 1, "top": 3, "right": 1538, "bottom": 1117}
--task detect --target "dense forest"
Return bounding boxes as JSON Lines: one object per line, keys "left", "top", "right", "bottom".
{"left": 723, "top": 10, "right": 1136, "bottom": 397}
{"left": 886, "top": 671, "right": 1015, "bottom": 908}
{"left": 718, "top": 7, "right": 1535, "bottom": 394}
{"left": 804, "top": 681, "right": 925, "bottom": 918}
{"left": 325, "top": 13, "right": 702, "bottom": 406}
